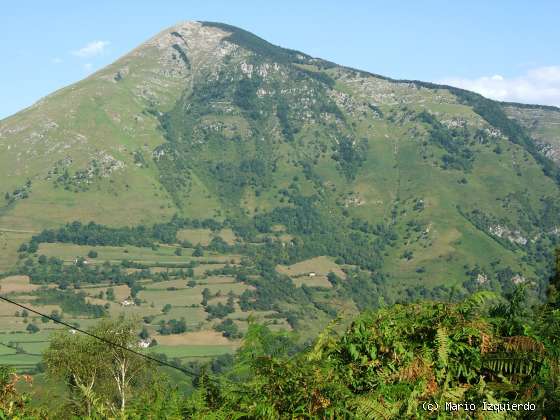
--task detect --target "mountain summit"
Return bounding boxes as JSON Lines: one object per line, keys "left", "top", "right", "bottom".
{"left": 1, "top": 21, "right": 560, "bottom": 299}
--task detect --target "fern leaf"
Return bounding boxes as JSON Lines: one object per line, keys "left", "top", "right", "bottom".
{"left": 435, "top": 326, "right": 448, "bottom": 367}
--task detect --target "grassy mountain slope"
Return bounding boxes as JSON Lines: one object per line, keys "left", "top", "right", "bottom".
{"left": 1, "top": 20, "right": 559, "bottom": 306}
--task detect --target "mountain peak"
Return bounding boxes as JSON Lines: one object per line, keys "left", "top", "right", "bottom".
{"left": 143, "top": 20, "right": 229, "bottom": 52}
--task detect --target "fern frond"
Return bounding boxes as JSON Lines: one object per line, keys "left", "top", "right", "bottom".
{"left": 351, "top": 394, "right": 401, "bottom": 420}
{"left": 458, "top": 291, "right": 497, "bottom": 315}
{"left": 307, "top": 317, "right": 341, "bottom": 362}
{"left": 435, "top": 326, "right": 448, "bottom": 367}
{"left": 441, "top": 385, "right": 467, "bottom": 402}
{"left": 503, "top": 336, "right": 545, "bottom": 354}
{"left": 480, "top": 332, "right": 492, "bottom": 354}
{"left": 388, "top": 357, "right": 431, "bottom": 383}
{"left": 483, "top": 353, "right": 540, "bottom": 376}
{"left": 77, "top": 384, "right": 113, "bottom": 419}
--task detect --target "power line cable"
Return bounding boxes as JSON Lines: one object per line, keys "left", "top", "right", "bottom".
{"left": 0, "top": 294, "right": 204, "bottom": 378}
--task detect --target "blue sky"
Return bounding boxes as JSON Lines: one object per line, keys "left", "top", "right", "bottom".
{"left": 1, "top": 1, "right": 559, "bottom": 119}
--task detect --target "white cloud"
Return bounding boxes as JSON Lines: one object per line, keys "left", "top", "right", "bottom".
{"left": 83, "top": 63, "right": 93, "bottom": 73}
{"left": 51, "top": 57, "right": 63, "bottom": 64}
{"left": 72, "top": 40, "right": 110, "bottom": 58}
{"left": 440, "top": 65, "right": 560, "bottom": 107}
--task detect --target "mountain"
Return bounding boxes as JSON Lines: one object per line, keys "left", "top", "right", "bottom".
{"left": 503, "top": 102, "right": 560, "bottom": 163}
{"left": 1, "top": 21, "right": 559, "bottom": 307}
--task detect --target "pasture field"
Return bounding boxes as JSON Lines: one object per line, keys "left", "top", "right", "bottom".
{"left": 39, "top": 243, "right": 181, "bottom": 262}
{"left": 82, "top": 284, "right": 131, "bottom": 301}
{"left": 0, "top": 347, "right": 16, "bottom": 356}
{"left": 277, "top": 256, "right": 346, "bottom": 278}
{"left": 177, "top": 228, "right": 214, "bottom": 245}
{"left": 193, "top": 263, "right": 226, "bottom": 276}
{"left": 151, "top": 306, "right": 207, "bottom": 324}
{"left": 154, "top": 330, "right": 234, "bottom": 346}
{"left": 0, "top": 353, "right": 42, "bottom": 369}
{"left": 203, "top": 276, "right": 236, "bottom": 285}
{"left": 37, "top": 242, "right": 241, "bottom": 266}
{"left": 292, "top": 276, "right": 332, "bottom": 288}
{"left": 138, "top": 289, "right": 204, "bottom": 307}
{"left": 0, "top": 275, "right": 39, "bottom": 293}
{"left": 149, "top": 344, "right": 236, "bottom": 359}
{"left": 277, "top": 256, "right": 345, "bottom": 289}
{"left": 218, "top": 229, "right": 237, "bottom": 245}
{"left": 11, "top": 340, "right": 50, "bottom": 355}
{"left": 0, "top": 230, "right": 35, "bottom": 271}
{"left": 177, "top": 228, "right": 238, "bottom": 246}
{"left": 0, "top": 302, "right": 61, "bottom": 320}
{"left": 0, "top": 236, "right": 291, "bottom": 373}
{"left": 142, "top": 279, "right": 193, "bottom": 290}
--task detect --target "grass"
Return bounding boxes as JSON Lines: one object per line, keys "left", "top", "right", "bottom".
{"left": 193, "top": 264, "right": 226, "bottom": 276}
{"left": 218, "top": 229, "right": 237, "bottom": 245}
{"left": 38, "top": 243, "right": 189, "bottom": 263}
{"left": 200, "top": 276, "right": 236, "bottom": 284}
{"left": 0, "top": 301, "right": 61, "bottom": 318}
{"left": 143, "top": 279, "right": 193, "bottom": 290}
{"left": 0, "top": 275, "right": 38, "bottom": 293}
{"left": 176, "top": 228, "right": 237, "bottom": 246}
{"left": 14, "top": 341, "right": 50, "bottom": 354}
{"left": 83, "top": 284, "right": 131, "bottom": 301}
{"left": 138, "top": 289, "right": 203, "bottom": 307}
{"left": 277, "top": 256, "right": 346, "bottom": 278}
{"left": 138, "top": 281, "right": 249, "bottom": 308}
{"left": 177, "top": 229, "right": 213, "bottom": 245}
{"left": 292, "top": 276, "right": 332, "bottom": 288}
{"left": 0, "top": 353, "right": 42, "bottom": 367}
{"left": 149, "top": 344, "right": 236, "bottom": 359}
{"left": 201, "top": 283, "right": 250, "bottom": 296}
{"left": 0, "top": 44, "right": 184, "bottom": 237}
{"left": 0, "top": 345, "right": 16, "bottom": 356}
{"left": 151, "top": 306, "right": 207, "bottom": 324}
{"left": 0, "top": 331, "right": 54, "bottom": 342}
{"left": 0, "top": 230, "right": 34, "bottom": 271}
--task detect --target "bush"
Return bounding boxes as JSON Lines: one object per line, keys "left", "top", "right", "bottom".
{"left": 158, "top": 318, "right": 187, "bottom": 335}
{"left": 26, "top": 323, "right": 40, "bottom": 333}
{"left": 192, "top": 245, "right": 204, "bottom": 257}
{"left": 87, "top": 250, "right": 98, "bottom": 258}
{"left": 214, "top": 319, "right": 242, "bottom": 339}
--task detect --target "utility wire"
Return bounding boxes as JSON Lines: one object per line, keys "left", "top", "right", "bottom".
{"left": 0, "top": 294, "right": 204, "bottom": 378}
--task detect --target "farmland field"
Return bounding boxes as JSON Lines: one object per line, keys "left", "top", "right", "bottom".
{"left": 276, "top": 256, "right": 346, "bottom": 278}
{"left": 0, "top": 236, "right": 290, "bottom": 372}
{"left": 149, "top": 344, "right": 236, "bottom": 359}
